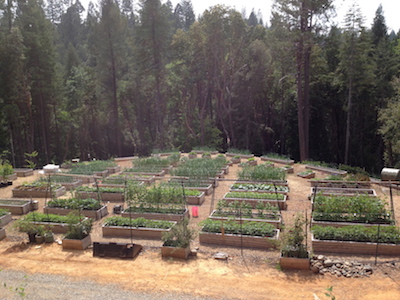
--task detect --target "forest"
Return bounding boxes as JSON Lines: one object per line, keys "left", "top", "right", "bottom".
{"left": 1, "top": 0, "right": 400, "bottom": 173}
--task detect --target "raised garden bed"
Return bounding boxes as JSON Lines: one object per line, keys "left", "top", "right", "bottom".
{"left": 14, "top": 168, "right": 34, "bottom": 177}
{"left": 186, "top": 191, "right": 205, "bottom": 205}
{"left": 76, "top": 191, "right": 124, "bottom": 202}
{"left": 22, "top": 213, "right": 89, "bottom": 234}
{"left": 12, "top": 185, "right": 66, "bottom": 198}
{"left": 0, "top": 173, "right": 17, "bottom": 181}
{"left": 199, "top": 220, "right": 279, "bottom": 249}
{"left": 225, "top": 153, "right": 254, "bottom": 159}
{"left": 261, "top": 156, "right": 295, "bottom": 165}
{"left": 0, "top": 212, "right": 12, "bottom": 227}
{"left": 312, "top": 225, "right": 400, "bottom": 255}
{"left": 102, "top": 217, "right": 175, "bottom": 239}
{"left": 62, "top": 235, "right": 92, "bottom": 250}
{"left": 305, "top": 165, "right": 347, "bottom": 175}
{"left": 279, "top": 255, "right": 310, "bottom": 270}
{"left": 230, "top": 182, "right": 289, "bottom": 194}
{"left": 106, "top": 166, "right": 121, "bottom": 174}
{"left": 44, "top": 206, "right": 108, "bottom": 220}
{"left": 223, "top": 192, "right": 287, "bottom": 210}
{"left": 309, "top": 180, "right": 371, "bottom": 188}
{"left": 297, "top": 170, "right": 315, "bottom": 179}
{"left": 0, "top": 199, "right": 37, "bottom": 215}
{"left": 161, "top": 244, "right": 191, "bottom": 259}
{"left": 209, "top": 210, "right": 281, "bottom": 228}
{"left": 121, "top": 208, "right": 189, "bottom": 222}
{"left": 310, "top": 187, "right": 377, "bottom": 197}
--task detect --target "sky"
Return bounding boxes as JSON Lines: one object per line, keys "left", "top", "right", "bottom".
{"left": 167, "top": 0, "right": 400, "bottom": 32}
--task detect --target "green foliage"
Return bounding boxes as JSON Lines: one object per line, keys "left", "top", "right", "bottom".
{"left": 0, "top": 209, "right": 9, "bottom": 217}
{"left": 226, "top": 191, "right": 285, "bottom": 200}
{"left": 214, "top": 199, "right": 279, "bottom": 220}
{"left": 77, "top": 186, "right": 124, "bottom": 193}
{"left": 162, "top": 218, "right": 196, "bottom": 248}
{"left": 64, "top": 211, "right": 93, "bottom": 240}
{"left": 280, "top": 214, "right": 308, "bottom": 258}
{"left": 238, "top": 165, "right": 286, "bottom": 181}
{"left": 24, "top": 151, "right": 38, "bottom": 169}
{"left": 231, "top": 183, "right": 288, "bottom": 192}
{"left": 22, "top": 212, "right": 74, "bottom": 224}
{"left": 66, "top": 160, "right": 117, "bottom": 175}
{"left": 104, "top": 216, "right": 174, "bottom": 229}
{"left": 47, "top": 198, "right": 102, "bottom": 210}
{"left": 201, "top": 219, "right": 276, "bottom": 237}
{"left": 312, "top": 194, "right": 393, "bottom": 224}
{"left": 171, "top": 157, "right": 227, "bottom": 180}
{"left": 312, "top": 225, "right": 400, "bottom": 244}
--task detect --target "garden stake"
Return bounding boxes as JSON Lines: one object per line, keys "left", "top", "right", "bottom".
{"left": 375, "top": 223, "right": 381, "bottom": 265}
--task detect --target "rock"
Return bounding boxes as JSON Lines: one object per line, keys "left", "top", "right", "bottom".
{"left": 213, "top": 252, "right": 228, "bottom": 260}
{"left": 324, "top": 259, "right": 334, "bottom": 267}
{"left": 311, "top": 265, "right": 320, "bottom": 274}
{"left": 316, "top": 255, "right": 325, "bottom": 261}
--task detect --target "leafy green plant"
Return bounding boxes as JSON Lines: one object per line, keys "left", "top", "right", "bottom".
{"left": 200, "top": 219, "right": 276, "bottom": 237}
{"left": 64, "top": 211, "right": 93, "bottom": 240}
{"left": 312, "top": 194, "right": 393, "bottom": 224}
{"left": 162, "top": 218, "right": 196, "bottom": 248}
{"left": 104, "top": 216, "right": 174, "bottom": 229}
{"left": 231, "top": 183, "right": 288, "bottom": 192}
{"left": 0, "top": 208, "right": 9, "bottom": 217}
{"left": 47, "top": 198, "right": 102, "bottom": 210}
{"left": 280, "top": 214, "right": 309, "bottom": 258}
{"left": 225, "top": 191, "right": 285, "bottom": 200}
{"left": 24, "top": 151, "right": 38, "bottom": 169}
{"left": 312, "top": 225, "right": 400, "bottom": 244}
{"left": 297, "top": 169, "right": 314, "bottom": 176}
{"left": 238, "top": 165, "right": 286, "bottom": 181}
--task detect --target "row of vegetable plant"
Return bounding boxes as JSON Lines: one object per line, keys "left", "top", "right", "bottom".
{"left": 104, "top": 216, "right": 174, "bottom": 229}
{"left": 225, "top": 191, "right": 285, "bottom": 200}
{"left": 312, "top": 225, "right": 400, "bottom": 244}
{"left": 312, "top": 194, "right": 393, "bottom": 224}
{"left": 47, "top": 198, "right": 102, "bottom": 211}
{"left": 200, "top": 219, "right": 276, "bottom": 237}
{"left": 214, "top": 200, "right": 280, "bottom": 220}
{"left": 238, "top": 164, "right": 286, "bottom": 181}
{"left": 65, "top": 160, "right": 117, "bottom": 175}
{"left": 171, "top": 157, "right": 227, "bottom": 180}
{"left": 230, "top": 183, "right": 288, "bottom": 193}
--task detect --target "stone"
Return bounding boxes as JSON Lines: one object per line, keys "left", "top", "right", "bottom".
{"left": 213, "top": 252, "right": 229, "bottom": 260}
{"left": 317, "top": 255, "right": 325, "bottom": 261}
{"left": 324, "top": 259, "right": 334, "bottom": 267}
{"left": 311, "top": 265, "right": 320, "bottom": 274}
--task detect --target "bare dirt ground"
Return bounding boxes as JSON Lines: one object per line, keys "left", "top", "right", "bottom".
{"left": 1, "top": 157, "right": 400, "bottom": 299}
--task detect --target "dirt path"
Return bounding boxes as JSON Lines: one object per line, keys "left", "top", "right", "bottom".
{"left": 1, "top": 158, "right": 400, "bottom": 299}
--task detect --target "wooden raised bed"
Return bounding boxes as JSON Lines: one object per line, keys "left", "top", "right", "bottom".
{"left": 225, "top": 153, "right": 254, "bottom": 159}
{"left": 312, "top": 234, "right": 400, "bottom": 255}
{"left": 59, "top": 179, "right": 83, "bottom": 190}
{"left": 122, "top": 170, "right": 165, "bottom": 177}
{"left": 0, "top": 173, "right": 17, "bottom": 181}
{"left": 297, "top": 171, "right": 315, "bottom": 179}
{"left": 62, "top": 235, "right": 92, "bottom": 250}
{"left": 221, "top": 165, "right": 229, "bottom": 175}
{"left": 310, "top": 187, "right": 377, "bottom": 197}
{"left": 309, "top": 180, "right": 371, "bottom": 188}
{"left": 0, "top": 212, "right": 12, "bottom": 227}
{"left": 161, "top": 244, "right": 191, "bottom": 259}
{"left": 311, "top": 218, "right": 394, "bottom": 228}
{"left": 76, "top": 191, "right": 124, "bottom": 202}
{"left": 106, "top": 166, "right": 121, "bottom": 174}
{"left": 30, "top": 217, "right": 90, "bottom": 234}
{"left": 0, "top": 199, "right": 36, "bottom": 215}
{"left": 305, "top": 165, "right": 347, "bottom": 175}
{"left": 186, "top": 192, "right": 206, "bottom": 205}
{"left": 279, "top": 255, "right": 310, "bottom": 270}
{"left": 43, "top": 205, "right": 109, "bottom": 220}
{"left": 261, "top": 156, "right": 295, "bottom": 165}
{"left": 120, "top": 173, "right": 157, "bottom": 184}
{"left": 0, "top": 228, "right": 6, "bottom": 240}
{"left": 12, "top": 186, "right": 66, "bottom": 198}
{"left": 199, "top": 229, "right": 279, "bottom": 249}
{"left": 102, "top": 224, "right": 174, "bottom": 239}
{"left": 121, "top": 208, "right": 189, "bottom": 222}
{"left": 209, "top": 210, "right": 281, "bottom": 228}
{"left": 223, "top": 194, "right": 287, "bottom": 210}
{"left": 14, "top": 168, "right": 34, "bottom": 177}
{"left": 93, "top": 170, "right": 109, "bottom": 177}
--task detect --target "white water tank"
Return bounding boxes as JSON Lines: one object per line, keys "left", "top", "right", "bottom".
{"left": 381, "top": 168, "right": 400, "bottom": 181}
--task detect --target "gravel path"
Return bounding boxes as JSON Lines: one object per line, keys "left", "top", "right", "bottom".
{"left": 0, "top": 269, "right": 224, "bottom": 300}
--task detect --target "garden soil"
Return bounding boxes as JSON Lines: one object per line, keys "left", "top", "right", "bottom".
{"left": 1, "top": 157, "right": 400, "bottom": 299}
